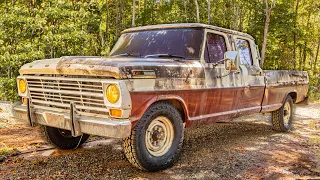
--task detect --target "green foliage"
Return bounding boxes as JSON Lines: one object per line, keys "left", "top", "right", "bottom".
{"left": 308, "top": 86, "right": 320, "bottom": 103}
{"left": 0, "top": 78, "right": 18, "bottom": 102}
{"left": 0, "top": 0, "right": 319, "bottom": 101}
{"left": 0, "top": 146, "right": 19, "bottom": 162}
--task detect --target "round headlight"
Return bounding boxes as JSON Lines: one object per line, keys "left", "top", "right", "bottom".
{"left": 106, "top": 84, "right": 120, "bottom": 104}
{"left": 19, "top": 79, "right": 27, "bottom": 93}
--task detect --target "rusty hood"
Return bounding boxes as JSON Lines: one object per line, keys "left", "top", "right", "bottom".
{"left": 19, "top": 56, "right": 204, "bottom": 79}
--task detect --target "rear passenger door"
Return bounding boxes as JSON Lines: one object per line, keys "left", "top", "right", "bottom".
{"left": 200, "top": 30, "right": 244, "bottom": 122}
{"left": 233, "top": 36, "right": 265, "bottom": 115}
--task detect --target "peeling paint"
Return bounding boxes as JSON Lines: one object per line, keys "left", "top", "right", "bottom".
{"left": 264, "top": 70, "right": 309, "bottom": 86}
{"left": 17, "top": 24, "right": 309, "bottom": 127}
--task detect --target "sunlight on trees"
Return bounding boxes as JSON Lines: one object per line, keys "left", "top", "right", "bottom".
{"left": 0, "top": 0, "right": 319, "bottom": 101}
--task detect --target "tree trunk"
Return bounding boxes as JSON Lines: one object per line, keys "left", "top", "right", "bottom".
{"left": 232, "top": 0, "right": 238, "bottom": 30}
{"left": 239, "top": 8, "right": 243, "bottom": 31}
{"left": 151, "top": 0, "right": 154, "bottom": 23}
{"left": 143, "top": 0, "right": 147, "bottom": 25}
{"left": 293, "top": 0, "right": 300, "bottom": 69}
{"left": 184, "top": 0, "right": 187, "bottom": 21}
{"left": 260, "top": 13, "right": 270, "bottom": 68}
{"left": 105, "top": 0, "right": 109, "bottom": 50}
{"left": 120, "top": 0, "right": 124, "bottom": 30}
{"left": 260, "top": 0, "right": 276, "bottom": 69}
{"left": 302, "top": 42, "right": 308, "bottom": 70}
{"left": 207, "top": 0, "right": 211, "bottom": 24}
{"left": 132, "top": 0, "right": 136, "bottom": 27}
{"left": 302, "top": 8, "right": 312, "bottom": 70}
{"left": 5, "top": 0, "right": 8, "bottom": 13}
{"left": 195, "top": 0, "right": 200, "bottom": 23}
{"left": 314, "top": 37, "right": 320, "bottom": 73}
{"left": 299, "top": 45, "right": 303, "bottom": 69}
{"left": 116, "top": 0, "right": 119, "bottom": 37}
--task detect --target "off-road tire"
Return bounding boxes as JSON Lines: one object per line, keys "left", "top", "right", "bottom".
{"left": 271, "top": 95, "right": 294, "bottom": 132}
{"left": 41, "top": 126, "right": 90, "bottom": 149}
{"left": 123, "top": 102, "right": 184, "bottom": 172}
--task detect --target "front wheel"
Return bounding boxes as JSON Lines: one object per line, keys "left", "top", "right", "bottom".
{"left": 271, "top": 95, "right": 294, "bottom": 132}
{"left": 123, "top": 102, "right": 184, "bottom": 171}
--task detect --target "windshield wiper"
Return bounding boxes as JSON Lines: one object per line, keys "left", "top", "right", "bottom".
{"left": 112, "top": 53, "right": 141, "bottom": 57}
{"left": 144, "top": 54, "right": 185, "bottom": 59}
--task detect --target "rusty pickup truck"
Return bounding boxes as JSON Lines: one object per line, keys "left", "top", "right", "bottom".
{"left": 13, "top": 23, "right": 309, "bottom": 171}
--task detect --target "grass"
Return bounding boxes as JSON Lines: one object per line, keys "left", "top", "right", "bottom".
{"left": 0, "top": 146, "right": 20, "bottom": 162}
{"left": 0, "top": 147, "right": 15, "bottom": 156}
{"left": 0, "top": 119, "right": 8, "bottom": 129}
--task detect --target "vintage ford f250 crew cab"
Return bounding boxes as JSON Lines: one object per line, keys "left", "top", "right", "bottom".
{"left": 13, "top": 23, "right": 309, "bottom": 171}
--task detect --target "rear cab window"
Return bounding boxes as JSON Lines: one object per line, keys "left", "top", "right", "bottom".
{"left": 236, "top": 39, "right": 253, "bottom": 65}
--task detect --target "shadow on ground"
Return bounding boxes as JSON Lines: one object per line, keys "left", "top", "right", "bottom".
{"left": 0, "top": 104, "right": 319, "bottom": 179}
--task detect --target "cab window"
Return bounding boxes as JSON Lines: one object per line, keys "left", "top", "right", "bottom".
{"left": 236, "top": 39, "right": 253, "bottom": 65}
{"left": 204, "top": 33, "right": 227, "bottom": 64}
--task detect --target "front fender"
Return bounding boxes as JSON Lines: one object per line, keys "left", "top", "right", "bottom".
{"left": 129, "top": 93, "right": 189, "bottom": 128}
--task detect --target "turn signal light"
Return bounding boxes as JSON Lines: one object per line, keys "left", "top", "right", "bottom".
{"left": 22, "top": 97, "right": 28, "bottom": 105}
{"left": 110, "top": 109, "right": 122, "bottom": 117}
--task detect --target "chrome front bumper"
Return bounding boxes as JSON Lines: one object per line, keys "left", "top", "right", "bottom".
{"left": 13, "top": 104, "right": 131, "bottom": 139}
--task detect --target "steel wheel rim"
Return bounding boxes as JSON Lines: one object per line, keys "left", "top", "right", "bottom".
{"left": 145, "top": 116, "right": 174, "bottom": 157}
{"left": 283, "top": 101, "right": 291, "bottom": 126}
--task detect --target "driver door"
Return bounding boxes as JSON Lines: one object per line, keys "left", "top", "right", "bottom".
{"left": 200, "top": 30, "right": 244, "bottom": 122}
{"left": 233, "top": 36, "right": 265, "bottom": 116}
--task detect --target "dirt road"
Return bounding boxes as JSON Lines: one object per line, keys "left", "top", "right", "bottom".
{"left": 0, "top": 104, "right": 319, "bottom": 179}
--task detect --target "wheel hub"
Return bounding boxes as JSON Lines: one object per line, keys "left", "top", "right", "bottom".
{"left": 283, "top": 101, "right": 291, "bottom": 126}
{"left": 145, "top": 116, "right": 174, "bottom": 157}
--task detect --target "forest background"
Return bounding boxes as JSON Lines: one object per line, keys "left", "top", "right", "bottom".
{"left": 0, "top": 0, "right": 319, "bottom": 101}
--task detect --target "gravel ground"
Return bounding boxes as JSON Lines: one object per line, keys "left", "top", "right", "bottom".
{"left": 0, "top": 101, "right": 13, "bottom": 120}
{"left": 0, "top": 104, "right": 319, "bottom": 179}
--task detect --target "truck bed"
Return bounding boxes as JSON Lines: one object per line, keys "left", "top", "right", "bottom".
{"left": 261, "top": 70, "right": 309, "bottom": 112}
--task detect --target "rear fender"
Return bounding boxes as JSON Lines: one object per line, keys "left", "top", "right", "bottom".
{"left": 284, "top": 90, "right": 297, "bottom": 104}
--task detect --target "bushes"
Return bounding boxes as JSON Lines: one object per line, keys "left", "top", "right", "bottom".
{"left": 0, "top": 78, "right": 19, "bottom": 102}
{"left": 308, "top": 86, "right": 320, "bottom": 103}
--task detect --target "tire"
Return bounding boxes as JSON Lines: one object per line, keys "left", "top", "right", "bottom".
{"left": 271, "top": 95, "right": 294, "bottom": 132}
{"left": 123, "top": 102, "right": 184, "bottom": 172}
{"left": 41, "top": 126, "right": 90, "bottom": 149}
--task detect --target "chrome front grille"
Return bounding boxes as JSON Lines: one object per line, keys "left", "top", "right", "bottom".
{"left": 26, "top": 76, "right": 107, "bottom": 114}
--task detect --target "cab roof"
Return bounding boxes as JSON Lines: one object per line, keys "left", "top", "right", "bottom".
{"left": 122, "top": 23, "right": 254, "bottom": 40}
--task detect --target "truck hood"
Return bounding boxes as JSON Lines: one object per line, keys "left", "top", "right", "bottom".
{"left": 19, "top": 56, "right": 204, "bottom": 79}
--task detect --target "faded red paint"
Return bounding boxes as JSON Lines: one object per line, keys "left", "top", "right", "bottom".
{"left": 131, "top": 87, "right": 245, "bottom": 128}
{"left": 130, "top": 83, "right": 308, "bottom": 128}
{"left": 261, "top": 84, "right": 309, "bottom": 113}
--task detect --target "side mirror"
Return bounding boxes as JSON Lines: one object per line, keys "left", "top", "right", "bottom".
{"left": 224, "top": 51, "right": 240, "bottom": 72}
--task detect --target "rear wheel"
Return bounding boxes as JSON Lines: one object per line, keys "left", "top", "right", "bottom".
{"left": 123, "top": 102, "right": 184, "bottom": 171}
{"left": 41, "top": 126, "right": 90, "bottom": 149}
{"left": 272, "top": 95, "right": 294, "bottom": 132}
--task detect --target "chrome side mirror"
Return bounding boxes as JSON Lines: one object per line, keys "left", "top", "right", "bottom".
{"left": 224, "top": 51, "right": 240, "bottom": 72}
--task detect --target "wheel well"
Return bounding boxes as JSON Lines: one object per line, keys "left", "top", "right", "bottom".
{"left": 159, "top": 99, "right": 186, "bottom": 123}
{"left": 288, "top": 92, "right": 297, "bottom": 103}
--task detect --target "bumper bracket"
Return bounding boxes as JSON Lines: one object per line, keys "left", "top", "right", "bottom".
{"left": 70, "top": 102, "right": 81, "bottom": 137}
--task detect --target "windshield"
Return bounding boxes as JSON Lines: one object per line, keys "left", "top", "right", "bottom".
{"left": 109, "top": 28, "right": 204, "bottom": 59}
